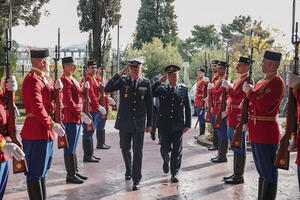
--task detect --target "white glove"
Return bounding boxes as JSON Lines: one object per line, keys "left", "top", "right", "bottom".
{"left": 221, "top": 111, "right": 228, "bottom": 119}
{"left": 6, "top": 76, "right": 18, "bottom": 91}
{"left": 81, "top": 113, "right": 92, "bottom": 125}
{"left": 207, "top": 83, "right": 214, "bottom": 90}
{"left": 286, "top": 72, "right": 300, "bottom": 88}
{"left": 99, "top": 80, "right": 106, "bottom": 87}
{"left": 221, "top": 79, "right": 232, "bottom": 89}
{"left": 84, "top": 81, "right": 90, "bottom": 89}
{"left": 109, "top": 97, "right": 116, "bottom": 105}
{"left": 203, "top": 77, "right": 209, "bottom": 83}
{"left": 242, "top": 123, "right": 248, "bottom": 132}
{"left": 54, "top": 79, "right": 63, "bottom": 90}
{"left": 1, "top": 142, "right": 25, "bottom": 161}
{"left": 52, "top": 123, "right": 65, "bottom": 137}
{"left": 242, "top": 82, "right": 254, "bottom": 93}
{"left": 99, "top": 106, "right": 107, "bottom": 115}
{"left": 203, "top": 97, "right": 208, "bottom": 104}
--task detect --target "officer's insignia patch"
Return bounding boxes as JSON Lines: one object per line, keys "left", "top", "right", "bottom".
{"left": 138, "top": 87, "right": 147, "bottom": 91}
{"left": 265, "top": 88, "right": 271, "bottom": 94}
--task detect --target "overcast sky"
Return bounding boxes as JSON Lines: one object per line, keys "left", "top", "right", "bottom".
{"left": 12, "top": 0, "right": 299, "bottom": 52}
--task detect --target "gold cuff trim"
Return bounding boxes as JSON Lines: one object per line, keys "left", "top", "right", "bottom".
{"left": 0, "top": 138, "right": 6, "bottom": 149}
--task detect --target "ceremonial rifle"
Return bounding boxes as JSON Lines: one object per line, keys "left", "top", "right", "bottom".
{"left": 205, "top": 54, "right": 213, "bottom": 123}
{"left": 54, "top": 28, "right": 69, "bottom": 149}
{"left": 99, "top": 63, "right": 107, "bottom": 120}
{"left": 4, "top": 1, "right": 28, "bottom": 173}
{"left": 231, "top": 30, "right": 254, "bottom": 148}
{"left": 274, "top": 0, "right": 299, "bottom": 170}
{"left": 214, "top": 44, "right": 230, "bottom": 129}
{"left": 83, "top": 44, "right": 94, "bottom": 132}
{"left": 199, "top": 52, "right": 208, "bottom": 116}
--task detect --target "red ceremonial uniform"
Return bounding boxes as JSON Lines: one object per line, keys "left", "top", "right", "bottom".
{"left": 292, "top": 83, "right": 300, "bottom": 166}
{"left": 61, "top": 74, "right": 83, "bottom": 124}
{"left": 21, "top": 71, "right": 56, "bottom": 140}
{"left": 96, "top": 76, "right": 109, "bottom": 109}
{"left": 246, "top": 72, "right": 285, "bottom": 144}
{"left": 194, "top": 78, "right": 208, "bottom": 107}
{"left": 82, "top": 75, "right": 100, "bottom": 113}
{"left": 0, "top": 87, "right": 9, "bottom": 162}
{"left": 212, "top": 75, "right": 227, "bottom": 117}
{"left": 226, "top": 74, "right": 249, "bottom": 127}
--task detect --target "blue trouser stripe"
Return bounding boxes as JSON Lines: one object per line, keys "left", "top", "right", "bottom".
{"left": 227, "top": 126, "right": 247, "bottom": 155}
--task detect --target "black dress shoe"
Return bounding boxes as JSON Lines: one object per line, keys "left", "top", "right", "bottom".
{"left": 76, "top": 173, "right": 88, "bottom": 180}
{"left": 224, "top": 176, "right": 244, "bottom": 184}
{"left": 223, "top": 174, "right": 234, "bottom": 181}
{"left": 66, "top": 175, "right": 84, "bottom": 184}
{"left": 210, "top": 155, "right": 219, "bottom": 161}
{"left": 83, "top": 155, "right": 99, "bottom": 162}
{"left": 97, "top": 144, "right": 111, "bottom": 150}
{"left": 211, "top": 156, "right": 227, "bottom": 163}
{"left": 208, "top": 145, "right": 218, "bottom": 151}
{"left": 171, "top": 175, "right": 179, "bottom": 183}
{"left": 92, "top": 155, "right": 101, "bottom": 160}
{"left": 163, "top": 162, "right": 169, "bottom": 174}
{"left": 150, "top": 133, "right": 156, "bottom": 141}
{"left": 125, "top": 175, "right": 131, "bottom": 180}
{"left": 132, "top": 182, "right": 140, "bottom": 190}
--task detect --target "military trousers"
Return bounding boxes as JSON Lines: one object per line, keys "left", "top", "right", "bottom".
{"left": 82, "top": 111, "right": 99, "bottom": 140}
{"left": 63, "top": 123, "right": 81, "bottom": 154}
{"left": 195, "top": 106, "right": 206, "bottom": 124}
{"left": 216, "top": 117, "right": 228, "bottom": 141}
{"left": 119, "top": 131, "right": 145, "bottom": 184}
{"left": 97, "top": 109, "right": 108, "bottom": 131}
{"left": 159, "top": 130, "right": 183, "bottom": 176}
{"left": 0, "top": 160, "right": 10, "bottom": 199}
{"left": 298, "top": 166, "right": 300, "bottom": 189}
{"left": 227, "top": 126, "right": 247, "bottom": 155}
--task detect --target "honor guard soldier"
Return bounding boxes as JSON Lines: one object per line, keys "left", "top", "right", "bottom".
{"left": 61, "top": 57, "right": 91, "bottom": 184}
{"left": 81, "top": 60, "right": 103, "bottom": 162}
{"left": 104, "top": 58, "right": 153, "bottom": 191}
{"left": 151, "top": 65, "right": 191, "bottom": 183}
{"left": 210, "top": 61, "right": 229, "bottom": 163}
{"left": 151, "top": 74, "right": 162, "bottom": 142}
{"left": 95, "top": 64, "right": 115, "bottom": 149}
{"left": 194, "top": 68, "right": 209, "bottom": 139}
{"left": 221, "top": 57, "right": 251, "bottom": 184}
{"left": 21, "top": 49, "right": 65, "bottom": 199}
{"left": 242, "top": 50, "right": 285, "bottom": 199}
{"left": 207, "top": 60, "right": 220, "bottom": 151}
{"left": 0, "top": 78, "right": 25, "bottom": 199}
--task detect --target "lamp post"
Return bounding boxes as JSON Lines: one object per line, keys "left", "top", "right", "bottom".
{"left": 114, "top": 13, "right": 121, "bottom": 71}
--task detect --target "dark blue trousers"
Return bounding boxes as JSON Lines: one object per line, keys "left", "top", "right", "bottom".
{"left": 119, "top": 131, "right": 145, "bottom": 184}
{"left": 63, "top": 123, "right": 81, "bottom": 154}
{"left": 216, "top": 117, "right": 228, "bottom": 140}
{"left": 195, "top": 106, "right": 206, "bottom": 124}
{"left": 227, "top": 126, "right": 247, "bottom": 155}
{"left": 0, "top": 160, "right": 10, "bottom": 199}
{"left": 251, "top": 142, "right": 278, "bottom": 183}
{"left": 82, "top": 111, "right": 99, "bottom": 140}
{"left": 23, "top": 140, "right": 54, "bottom": 181}
{"left": 160, "top": 130, "right": 183, "bottom": 176}
{"left": 97, "top": 113, "right": 107, "bottom": 131}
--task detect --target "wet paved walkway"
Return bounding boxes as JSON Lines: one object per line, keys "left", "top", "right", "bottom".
{"left": 4, "top": 117, "right": 299, "bottom": 200}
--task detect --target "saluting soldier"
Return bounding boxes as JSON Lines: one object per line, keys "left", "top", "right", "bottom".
{"left": 21, "top": 49, "right": 65, "bottom": 199}
{"left": 104, "top": 58, "right": 153, "bottom": 191}
{"left": 207, "top": 60, "right": 220, "bottom": 151}
{"left": 0, "top": 77, "right": 25, "bottom": 199}
{"left": 60, "top": 57, "right": 91, "bottom": 184}
{"left": 95, "top": 64, "right": 115, "bottom": 149}
{"left": 151, "top": 65, "right": 191, "bottom": 183}
{"left": 209, "top": 61, "right": 229, "bottom": 163}
{"left": 242, "top": 50, "right": 285, "bottom": 199}
{"left": 221, "top": 57, "right": 251, "bottom": 184}
{"left": 194, "top": 68, "right": 209, "bottom": 139}
{"left": 81, "top": 60, "right": 105, "bottom": 162}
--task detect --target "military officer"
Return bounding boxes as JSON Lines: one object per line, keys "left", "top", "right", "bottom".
{"left": 242, "top": 50, "right": 285, "bottom": 199}
{"left": 210, "top": 61, "right": 229, "bottom": 163}
{"left": 60, "top": 57, "right": 91, "bottom": 184}
{"left": 151, "top": 65, "right": 191, "bottom": 183}
{"left": 221, "top": 57, "right": 251, "bottom": 184}
{"left": 81, "top": 60, "right": 105, "bottom": 162}
{"left": 95, "top": 64, "right": 115, "bottom": 149}
{"left": 206, "top": 60, "right": 220, "bottom": 151}
{"left": 104, "top": 58, "right": 153, "bottom": 191}
{"left": 0, "top": 77, "right": 25, "bottom": 199}
{"left": 194, "top": 68, "right": 209, "bottom": 139}
{"left": 21, "top": 49, "right": 65, "bottom": 199}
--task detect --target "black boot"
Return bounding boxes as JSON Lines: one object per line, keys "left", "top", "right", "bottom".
{"left": 96, "top": 130, "right": 111, "bottom": 149}
{"left": 41, "top": 177, "right": 46, "bottom": 199}
{"left": 64, "top": 154, "right": 84, "bottom": 184}
{"left": 90, "top": 138, "right": 101, "bottom": 160}
{"left": 225, "top": 153, "right": 245, "bottom": 184}
{"left": 27, "top": 180, "right": 44, "bottom": 200}
{"left": 261, "top": 181, "right": 277, "bottom": 200}
{"left": 211, "top": 138, "right": 222, "bottom": 161}
{"left": 223, "top": 152, "right": 237, "bottom": 180}
{"left": 200, "top": 123, "right": 206, "bottom": 135}
{"left": 212, "top": 140, "right": 227, "bottom": 163}
{"left": 74, "top": 153, "right": 88, "bottom": 180}
{"left": 208, "top": 131, "right": 219, "bottom": 151}
{"left": 258, "top": 178, "right": 264, "bottom": 200}
{"left": 83, "top": 139, "right": 99, "bottom": 162}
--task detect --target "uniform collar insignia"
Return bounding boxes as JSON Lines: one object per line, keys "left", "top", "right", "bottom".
{"left": 264, "top": 72, "right": 278, "bottom": 80}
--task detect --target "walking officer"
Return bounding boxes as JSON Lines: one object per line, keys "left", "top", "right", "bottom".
{"left": 21, "top": 49, "right": 65, "bottom": 199}
{"left": 151, "top": 65, "right": 191, "bottom": 183}
{"left": 242, "top": 50, "right": 285, "bottom": 199}
{"left": 60, "top": 56, "right": 91, "bottom": 184}
{"left": 104, "top": 58, "right": 153, "bottom": 191}
{"left": 221, "top": 56, "right": 251, "bottom": 184}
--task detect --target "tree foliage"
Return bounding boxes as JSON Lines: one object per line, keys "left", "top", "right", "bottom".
{"left": 133, "top": 0, "right": 178, "bottom": 49}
